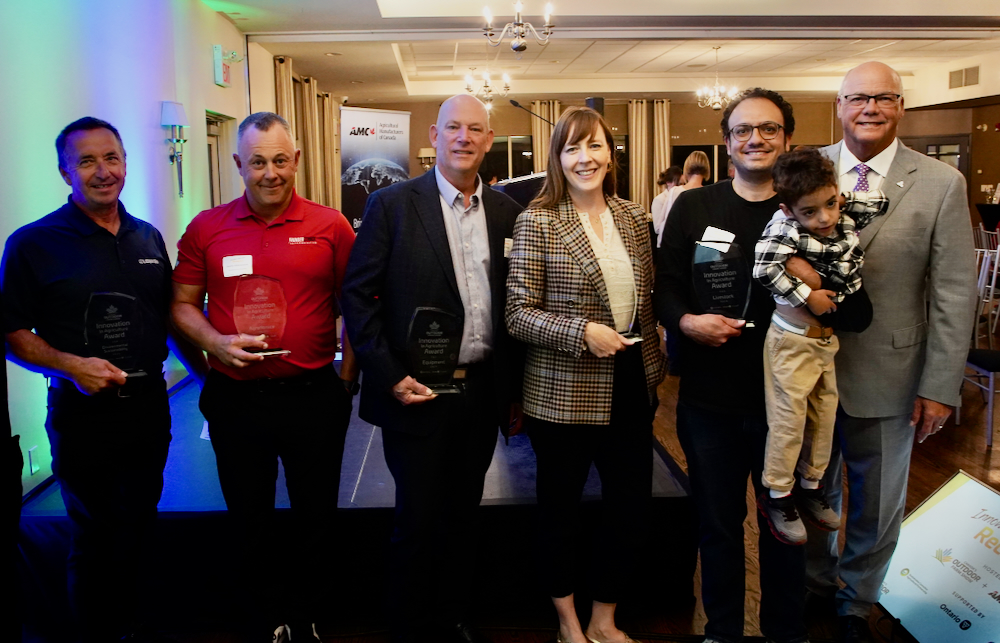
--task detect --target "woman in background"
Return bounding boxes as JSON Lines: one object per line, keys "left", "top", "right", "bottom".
{"left": 506, "top": 106, "right": 665, "bottom": 643}
{"left": 655, "top": 150, "right": 710, "bottom": 248}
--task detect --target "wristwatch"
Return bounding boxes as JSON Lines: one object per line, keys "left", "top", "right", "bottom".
{"left": 342, "top": 378, "right": 360, "bottom": 396}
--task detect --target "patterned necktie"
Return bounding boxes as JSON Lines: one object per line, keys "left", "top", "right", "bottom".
{"left": 854, "top": 163, "right": 871, "bottom": 191}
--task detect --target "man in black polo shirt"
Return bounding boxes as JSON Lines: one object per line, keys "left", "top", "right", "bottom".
{"left": 1, "top": 117, "right": 187, "bottom": 642}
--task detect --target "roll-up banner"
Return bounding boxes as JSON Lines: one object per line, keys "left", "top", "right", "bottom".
{"left": 879, "top": 470, "right": 1000, "bottom": 642}
{"left": 340, "top": 106, "right": 411, "bottom": 231}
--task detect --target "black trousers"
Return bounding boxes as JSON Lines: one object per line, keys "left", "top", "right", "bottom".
{"left": 381, "top": 362, "right": 499, "bottom": 642}
{"left": 527, "top": 345, "right": 654, "bottom": 603}
{"left": 199, "top": 366, "right": 352, "bottom": 632}
{"left": 46, "top": 377, "right": 171, "bottom": 643}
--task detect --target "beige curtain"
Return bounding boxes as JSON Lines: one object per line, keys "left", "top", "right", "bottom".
{"left": 653, "top": 99, "right": 671, "bottom": 189}
{"left": 530, "top": 100, "right": 561, "bottom": 174}
{"left": 274, "top": 56, "right": 296, "bottom": 140}
{"left": 321, "top": 93, "right": 339, "bottom": 210}
{"left": 628, "top": 99, "right": 652, "bottom": 211}
{"left": 299, "top": 77, "right": 324, "bottom": 204}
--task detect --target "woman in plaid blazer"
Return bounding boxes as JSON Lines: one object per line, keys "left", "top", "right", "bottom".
{"left": 506, "top": 107, "right": 665, "bottom": 643}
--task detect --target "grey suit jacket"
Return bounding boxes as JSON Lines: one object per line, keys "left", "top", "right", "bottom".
{"left": 821, "top": 141, "right": 977, "bottom": 417}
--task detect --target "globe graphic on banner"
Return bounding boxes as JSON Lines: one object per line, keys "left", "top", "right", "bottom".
{"left": 341, "top": 158, "right": 409, "bottom": 194}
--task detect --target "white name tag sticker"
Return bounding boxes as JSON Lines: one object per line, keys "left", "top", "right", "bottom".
{"left": 222, "top": 255, "right": 253, "bottom": 278}
{"left": 503, "top": 237, "right": 513, "bottom": 258}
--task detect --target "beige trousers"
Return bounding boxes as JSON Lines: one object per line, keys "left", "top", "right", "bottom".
{"left": 762, "top": 320, "right": 839, "bottom": 493}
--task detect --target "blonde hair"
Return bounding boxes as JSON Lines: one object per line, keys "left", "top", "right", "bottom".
{"left": 683, "top": 151, "right": 710, "bottom": 180}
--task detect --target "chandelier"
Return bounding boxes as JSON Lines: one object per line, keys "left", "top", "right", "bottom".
{"left": 696, "top": 47, "right": 740, "bottom": 111}
{"left": 483, "top": 2, "right": 554, "bottom": 57}
{"left": 465, "top": 68, "right": 511, "bottom": 110}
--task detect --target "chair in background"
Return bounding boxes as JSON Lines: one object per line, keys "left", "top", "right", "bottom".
{"left": 958, "top": 349, "right": 999, "bottom": 448}
{"left": 972, "top": 246, "right": 1000, "bottom": 349}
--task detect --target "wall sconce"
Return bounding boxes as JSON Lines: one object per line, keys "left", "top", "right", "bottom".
{"left": 161, "top": 101, "right": 189, "bottom": 197}
{"left": 417, "top": 147, "right": 437, "bottom": 173}
{"left": 976, "top": 124, "right": 989, "bottom": 131}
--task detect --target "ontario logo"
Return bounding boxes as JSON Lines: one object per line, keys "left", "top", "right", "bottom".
{"left": 254, "top": 287, "right": 265, "bottom": 296}
{"left": 429, "top": 322, "right": 440, "bottom": 331}
{"left": 106, "top": 305, "right": 118, "bottom": 315}
{"left": 933, "top": 548, "right": 954, "bottom": 564}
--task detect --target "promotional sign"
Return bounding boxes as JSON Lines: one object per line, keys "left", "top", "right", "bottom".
{"left": 880, "top": 471, "right": 1000, "bottom": 642}
{"left": 340, "top": 106, "right": 410, "bottom": 231}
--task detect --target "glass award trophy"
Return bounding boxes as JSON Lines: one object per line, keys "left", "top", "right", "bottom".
{"left": 84, "top": 292, "right": 146, "bottom": 376}
{"left": 232, "top": 275, "right": 290, "bottom": 356}
{"left": 692, "top": 240, "right": 754, "bottom": 327}
{"left": 407, "top": 307, "right": 463, "bottom": 394}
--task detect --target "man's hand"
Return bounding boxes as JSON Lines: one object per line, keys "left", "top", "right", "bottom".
{"left": 786, "top": 256, "right": 822, "bottom": 290}
{"left": 910, "top": 396, "right": 952, "bottom": 443}
{"left": 679, "top": 313, "right": 744, "bottom": 347}
{"left": 806, "top": 289, "right": 838, "bottom": 316}
{"left": 208, "top": 333, "right": 268, "bottom": 368}
{"left": 66, "top": 356, "right": 128, "bottom": 395}
{"left": 392, "top": 375, "right": 437, "bottom": 405}
{"left": 583, "top": 322, "right": 635, "bottom": 357}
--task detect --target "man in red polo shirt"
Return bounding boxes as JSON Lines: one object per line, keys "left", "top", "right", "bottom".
{"left": 171, "top": 112, "right": 357, "bottom": 643}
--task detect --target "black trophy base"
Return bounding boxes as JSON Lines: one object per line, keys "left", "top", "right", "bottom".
{"left": 427, "top": 384, "right": 462, "bottom": 394}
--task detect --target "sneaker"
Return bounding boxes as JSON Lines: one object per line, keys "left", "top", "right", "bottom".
{"left": 795, "top": 484, "right": 841, "bottom": 531}
{"left": 757, "top": 492, "right": 807, "bottom": 545}
{"left": 273, "top": 625, "right": 291, "bottom": 643}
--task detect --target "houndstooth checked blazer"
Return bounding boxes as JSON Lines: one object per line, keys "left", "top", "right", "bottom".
{"left": 505, "top": 194, "right": 665, "bottom": 424}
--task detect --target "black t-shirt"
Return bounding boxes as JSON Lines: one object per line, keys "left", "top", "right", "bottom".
{"left": 1, "top": 198, "right": 172, "bottom": 374}
{"left": 654, "top": 181, "right": 779, "bottom": 416}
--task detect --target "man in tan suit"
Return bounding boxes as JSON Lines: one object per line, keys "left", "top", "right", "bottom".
{"left": 803, "top": 62, "right": 977, "bottom": 643}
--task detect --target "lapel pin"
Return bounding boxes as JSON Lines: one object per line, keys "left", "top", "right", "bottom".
{"left": 896, "top": 181, "right": 904, "bottom": 188}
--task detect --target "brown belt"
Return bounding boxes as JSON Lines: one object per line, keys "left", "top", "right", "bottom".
{"left": 772, "top": 312, "right": 834, "bottom": 340}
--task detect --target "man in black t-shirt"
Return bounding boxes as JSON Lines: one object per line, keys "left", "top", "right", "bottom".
{"left": 655, "top": 89, "right": 808, "bottom": 643}
{"left": 1, "top": 118, "right": 203, "bottom": 643}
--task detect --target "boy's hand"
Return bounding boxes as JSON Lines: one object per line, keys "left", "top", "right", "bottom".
{"left": 805, "top": 289, "right": 838, "bottom": 316}
{"left": 786, "top": 256, "right": 822, "bottom": 290}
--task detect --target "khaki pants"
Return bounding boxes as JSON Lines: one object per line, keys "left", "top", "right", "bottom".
{"left": 762, "top": 320, "right": 839, "bottom": 493}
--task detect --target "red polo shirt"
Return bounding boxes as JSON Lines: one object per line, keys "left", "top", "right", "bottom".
{"left": 174, "top": 191, "right": 355, "bottom": 380}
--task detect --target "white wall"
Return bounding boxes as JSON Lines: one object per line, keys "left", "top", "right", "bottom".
{"left": 0, "top": 0, "right": 253, "bottom": 493}
{"left": 248, "top": 41, "right": 277, "bottom": 114}
{"left": 907, "top": 51, "right": 1000, "bottom": 109}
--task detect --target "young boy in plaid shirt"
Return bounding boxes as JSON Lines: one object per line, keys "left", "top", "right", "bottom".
{"left": 752, "top": 146, "right": 888, "bottom": 545}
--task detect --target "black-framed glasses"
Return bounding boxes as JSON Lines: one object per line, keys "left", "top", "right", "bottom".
{"left": 726, "top": 122, "right": 783, "bottom": 142}
{"left": 841, "top": 93, "right": 902, "bottom": 108}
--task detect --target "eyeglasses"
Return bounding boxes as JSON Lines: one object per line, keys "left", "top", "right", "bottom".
{"left": 726, "top": 122, "right": 783, "bottom": 142}
{"left": 841, "top": 94, "right": 902, "bottom": 108}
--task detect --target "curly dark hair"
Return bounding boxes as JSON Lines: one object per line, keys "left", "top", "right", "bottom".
{"left": 772, "top": 147, "right": 837, "bottom": 207}
{"left": 720, "top": 87, "right": 796, "bottom": 140}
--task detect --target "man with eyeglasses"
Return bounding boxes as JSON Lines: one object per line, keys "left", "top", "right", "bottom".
{"left": 655, "top": 88, "right": 810, "bottom": 643}
{"left": 800, "top": 61, "right": 977, "bottom": 643}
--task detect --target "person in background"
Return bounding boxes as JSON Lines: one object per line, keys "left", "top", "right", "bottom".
{"left": 655, "top": 151, "right": 710, "bottom": 249}
{"left": 651, "top": 165, "right": 683, "bottom": 250}
{"left": 506, "top": 106, "right": 665, "bottom": 643}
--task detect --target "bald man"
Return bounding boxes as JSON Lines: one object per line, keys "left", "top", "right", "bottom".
{"left": 801, "top": 62, "right": 976, "bottom": 643}
{"left": 341, "top": 95, "right": 523, "bottom": 643}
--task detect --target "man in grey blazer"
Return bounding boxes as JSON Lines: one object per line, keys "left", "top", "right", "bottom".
{"left": 801, "top": 61, "right": 977, "bottom": 643}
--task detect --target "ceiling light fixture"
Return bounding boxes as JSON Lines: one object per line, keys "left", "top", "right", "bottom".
{"left": 483, "top": 2, "right": 553, "bottom": 58}
{"left": 696, "top": 47, "right": 740, "bottom": 111}
{"left": 465, "top": 67, "right": 511, "bottom": 111}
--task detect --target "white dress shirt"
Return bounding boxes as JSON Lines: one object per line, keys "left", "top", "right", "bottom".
{"left": 837, "top": 138, "right": 899, "bottom": 193}
{"left": 435, "top": 167, "right": 493, "bottom": 364}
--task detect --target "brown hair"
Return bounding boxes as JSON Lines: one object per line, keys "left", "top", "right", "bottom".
{"left": 772, "top": 147, "right": 837, "bottom": 207}
{"left": 683, "top": 151, "right": 711, "bottom": 180}
{"left": 529, "top": 106, "right": 617, "bottom": 209}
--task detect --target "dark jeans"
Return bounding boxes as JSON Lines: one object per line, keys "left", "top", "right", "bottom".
{"left": 527, "top": 343, "right": 654, "bottom": 603}
{"left": 46, "top": 378, "right": 171, "bottom": 643}
{"left": 199, "top": 366, "right": 352, "bottom": 631}
{"left": 381, "top": 363, "right": 499, "bottom": 642}
{"left": 676, "top": 401, "right": 807, "bottom": 643}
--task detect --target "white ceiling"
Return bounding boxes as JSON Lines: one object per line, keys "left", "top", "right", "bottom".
{"left": 231, "top": 0, "right": 1000, "bottom": 105}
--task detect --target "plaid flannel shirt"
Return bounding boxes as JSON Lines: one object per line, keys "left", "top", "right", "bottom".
{"left": 752, "top": 190, "right": 888, "bottom": 307}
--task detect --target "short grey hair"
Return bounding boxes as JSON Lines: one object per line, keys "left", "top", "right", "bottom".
{"left": 238, "top": 112, "right": 292, "bottom": 142}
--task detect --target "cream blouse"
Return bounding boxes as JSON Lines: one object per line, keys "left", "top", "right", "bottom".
{"left": 577, "top": 207, "right": 637, "bottom": 333}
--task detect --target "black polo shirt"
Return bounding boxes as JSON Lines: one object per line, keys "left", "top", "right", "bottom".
{"left": 1, "top": 197, "right": 172, "bottom": 374}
